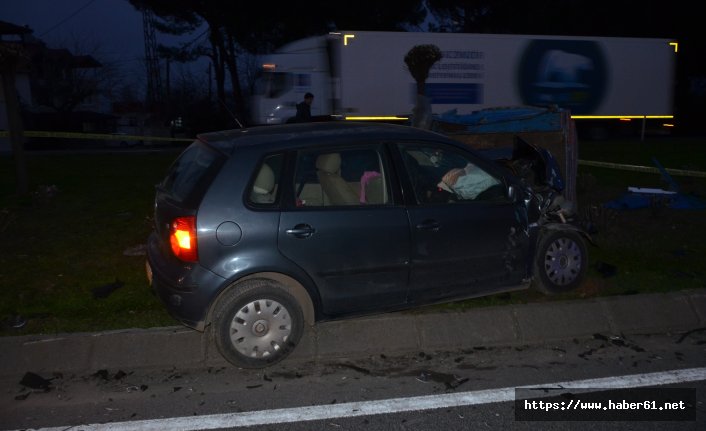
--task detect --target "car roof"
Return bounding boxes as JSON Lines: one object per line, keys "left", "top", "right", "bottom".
{"left": 197, "top": 122, "right": 459, "bottom": 154}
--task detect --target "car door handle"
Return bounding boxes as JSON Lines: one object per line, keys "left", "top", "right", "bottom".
{"left": 416, "top": 219, "right": 441, "bottom": 231}
{"left": 285, "top": 224, "right": 315, "bottom": 238}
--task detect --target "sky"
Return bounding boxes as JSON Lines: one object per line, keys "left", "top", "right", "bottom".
{"left": 1, "top": 0, "right": 204, "bottom": 86}
{"left": 2, "top": 0, "right": 143, "bottom": 64}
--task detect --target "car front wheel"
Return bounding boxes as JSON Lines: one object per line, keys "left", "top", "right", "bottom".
{"left": 211, "top": 280, "right": 304, "bottom": 368}
{"left": 533, "top": 229, "right": 587, "bottom": 294}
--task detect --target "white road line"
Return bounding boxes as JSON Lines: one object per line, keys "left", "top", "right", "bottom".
{"left": 16, "top": 367, "right": 706, "bottom": 431}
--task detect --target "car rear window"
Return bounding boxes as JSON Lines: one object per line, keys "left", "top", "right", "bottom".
{"left": 160, "top": 141, "right": 225, "bottom": 208}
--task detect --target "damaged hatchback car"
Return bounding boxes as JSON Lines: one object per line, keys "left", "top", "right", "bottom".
{"left": 146, "top": 122, "right": 589, "bottom": 368}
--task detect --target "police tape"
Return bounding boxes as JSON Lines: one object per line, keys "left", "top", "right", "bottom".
{"left": 578, "top": 160, "right": 706, "bottom": 178}
{"left": 0, "top": 130, "right": 193, "bottom": 142}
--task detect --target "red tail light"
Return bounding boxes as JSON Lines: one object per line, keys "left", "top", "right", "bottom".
{"left": 170, "top": 216, "right": 198, "bottom": 262}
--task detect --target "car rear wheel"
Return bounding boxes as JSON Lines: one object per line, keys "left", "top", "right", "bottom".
{"left": 533, "top": 229, "right": 587, "bottom": 294}
{"left": 211, "top": 280, "right": 304, "bottom": 368}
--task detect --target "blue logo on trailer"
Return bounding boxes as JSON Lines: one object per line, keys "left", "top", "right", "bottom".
{"left": 517, "top": 40, "right": 607, "bottom": 115}
{"left": 411, "top": 83, "right": 484, "bottom": 105}
{"left": 426, "top": 83, "right": 483, "bottom": 104}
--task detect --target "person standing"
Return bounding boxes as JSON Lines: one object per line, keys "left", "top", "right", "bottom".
{"left": 294, "top": 92, "right": 314, "bottom": 122}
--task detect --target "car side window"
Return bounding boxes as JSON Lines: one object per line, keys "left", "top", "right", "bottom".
{"left": 398, "top": 144, "right": 503, "bottom": 204}
{"left": 248, "top": 153, "right": 284, "bottom": 206}
{"left": 293, "top": 146, "right": 390, "bottom": 207}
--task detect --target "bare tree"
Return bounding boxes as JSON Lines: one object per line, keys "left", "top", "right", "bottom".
{"left": 129, "top": 0, "right": 427, "bottom": 126}
{"left": 30, "top": 37, "right": 120, "bottom": 114}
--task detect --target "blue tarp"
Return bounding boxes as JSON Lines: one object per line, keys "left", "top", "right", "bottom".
{"left": 435, "top": 106, "right": 564, "bottom": 133}
{"left": 604, "top": 157, "right": 706, "bottom": 210}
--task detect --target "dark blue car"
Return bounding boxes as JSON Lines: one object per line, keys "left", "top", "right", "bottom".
{"left": 146, "top": 122, "right": 588, "bottom": 368}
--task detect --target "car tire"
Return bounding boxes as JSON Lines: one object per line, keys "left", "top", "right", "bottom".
{"left": 533, "top": 229, "right": 587, "bottom": 294}
{"left": 211, "top": 279, "right": 304, "bottom": 368}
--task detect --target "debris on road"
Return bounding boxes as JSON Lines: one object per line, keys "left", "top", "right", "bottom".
{"left": 3, "top": 314, "right": 26, "bottom": 329}
{"left": 92, "top": 369, "right": 110, "bottom": 381}
{"left": 34, "top": 184, "right": 59, "bottom": 203}
{"left": 414, "top": 370, "right": 469, "bottom": 390}
{"left": 20, "top": 372, "right": 53, "bottom": 391}
{"left": 126, "top": 384, "right": 148, "bottom": 392}
{"left": 580, "top": 333, "right": 647, "bottom": 359}
{"left": 123, "top": 244, "right": 147, "bottom": 256}
{"left": 92, "top": 279, "right": 124, "bottom": 299}
{"left": 676, "top": 327, "right": 706, "bottom": 344}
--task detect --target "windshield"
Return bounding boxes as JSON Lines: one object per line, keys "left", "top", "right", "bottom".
{"left": 254, "top": 71, "right": 292, "bottom": 98}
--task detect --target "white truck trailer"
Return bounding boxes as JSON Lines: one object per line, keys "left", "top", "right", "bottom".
{"left": 250, "top": 31, "right": 676, "bottom": 135}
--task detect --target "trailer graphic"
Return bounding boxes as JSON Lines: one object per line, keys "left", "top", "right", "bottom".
{"left": 250, "top": 31, "right": 675, "bottom": 130}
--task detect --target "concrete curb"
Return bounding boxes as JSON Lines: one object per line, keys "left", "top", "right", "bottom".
{"left": 1, "top": 289, "right": 704, "bottom": 377}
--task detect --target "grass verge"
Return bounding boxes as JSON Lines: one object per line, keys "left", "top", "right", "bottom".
{"left": 1, "top": 151, "right": 178, "bottom": 335}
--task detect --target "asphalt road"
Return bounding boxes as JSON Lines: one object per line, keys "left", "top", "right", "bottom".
{"left": 2, "top": 330, "right": 704, "bottom": 430}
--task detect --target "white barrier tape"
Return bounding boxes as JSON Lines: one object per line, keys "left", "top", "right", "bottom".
{"left": 578, "top": 159, "right": 706, "bottom": 178}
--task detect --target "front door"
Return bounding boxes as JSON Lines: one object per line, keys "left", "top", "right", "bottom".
{"left": 396, "top": 143, "right": 529, "bottom": 304}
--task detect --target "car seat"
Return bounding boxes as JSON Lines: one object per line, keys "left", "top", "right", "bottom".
{"left": 315, "top": 153, "right": 359, "bottom": 205}
{"left": 250, "top": 163, "right": 276, "bottom": 204}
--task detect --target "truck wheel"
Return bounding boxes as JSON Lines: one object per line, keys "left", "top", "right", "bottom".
{"left": 211, "top": 280, "right": 304, "bottom": 368}
{"left": 533, "top": 230, "right": 587, "bottom": 294}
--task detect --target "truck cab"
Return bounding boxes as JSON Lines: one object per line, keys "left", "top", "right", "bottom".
{"left": 251, "top": 36, "right": 331, "bottom": 125}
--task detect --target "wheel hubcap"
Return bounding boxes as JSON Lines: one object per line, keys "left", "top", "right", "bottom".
{"left": 544, "top": 237, "right": 582, "bottom": 286}
{"left": 252, "top": 319, "right": 269, "bottom": 336}
{"left": 229, "top": 299, "right": 292, "bottom": 358}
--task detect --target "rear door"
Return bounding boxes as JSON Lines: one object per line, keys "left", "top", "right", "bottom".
{"left": 277, "top": 144, "right": 411, "bottom": 316}
{"left": 394, "top": 142, "right": 530, "bottom": 304}
{"left": 153, "top": 141, "right": 226, "bottom": 257}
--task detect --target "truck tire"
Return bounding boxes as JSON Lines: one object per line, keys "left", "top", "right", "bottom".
{"left": 533, "top": 229, "right": 587, "bottom": 294}
{"left": 211, "top": 279, "right": 304, "bottom": 368}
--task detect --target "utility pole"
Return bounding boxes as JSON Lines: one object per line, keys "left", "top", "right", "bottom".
{"left": 0, "top": 43, "right": 29, "bottom": 195}
{"left": 142, "top": 9, "right": 162, "bottom": 108}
